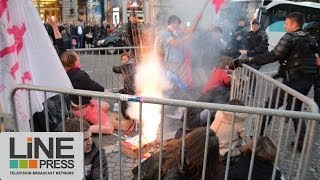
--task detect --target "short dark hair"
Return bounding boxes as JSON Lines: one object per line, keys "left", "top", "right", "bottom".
{"left": 168, "top": 15, "right": 181, "bottom": 25}
{"left": 286, "top": 12, "right": 304, "bottom": 28}
{"left": 217, "top": 56, "right": 232, "bottom": 68}
{"left": 251, "top": 19, "right": 260, "bottom": 25}
{"left": 55, "top": 118, "right": 90, "bottom": 132}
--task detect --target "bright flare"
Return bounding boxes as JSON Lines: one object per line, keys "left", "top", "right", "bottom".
{"left": 127, "top": 54, "right": 169, "bottom": 142}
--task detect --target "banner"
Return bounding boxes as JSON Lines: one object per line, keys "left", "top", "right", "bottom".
{"left": 0, "top": 0, "right": 73, "bottom": 131}
{"left": 87, "top": 0, "right": 102, "bottom": 24}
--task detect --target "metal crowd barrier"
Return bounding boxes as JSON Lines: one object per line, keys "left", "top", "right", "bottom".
{"left": 72, "top": 47, "right": 149, "bottom": 92}
{"left": 231, "top": 64, "right": 319, "bottom": 180}
{"left": 10, "top": 82, "right": 320, "bottom": 180}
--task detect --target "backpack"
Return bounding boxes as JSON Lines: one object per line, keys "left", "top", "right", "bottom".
{"left": 32, "top": 94, "right": 71, "bottom": 132}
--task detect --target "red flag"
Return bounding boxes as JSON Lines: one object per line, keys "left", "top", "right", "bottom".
{"left": 183, "top": 48, "right": 193, "bottom": 89}
{"left": 212, "top": 0, "right": 224, "bottom": 13}
{"left": 0, "top": 0, "right": 73, "bottom": 131}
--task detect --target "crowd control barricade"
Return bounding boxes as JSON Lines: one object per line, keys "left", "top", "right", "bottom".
{"left": 231, "top": 64, "right": 320, "bottom": 179}
{"left": 10, "top": 83, "right": 320, "bottom": 180}
{"left": 72, "top": 47, "right": 143, "bottom": 92}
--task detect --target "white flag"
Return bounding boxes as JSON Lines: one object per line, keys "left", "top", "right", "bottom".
{"left": 0, "top": 0, "right": 73, "bottom": 131}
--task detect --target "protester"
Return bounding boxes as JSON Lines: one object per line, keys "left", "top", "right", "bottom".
{"left": 161, "top": 15, "right": 197, "bottom": 119}
{"left": 55, "top": 118, "right": 108, "bottom": 180}
{"left": 202, "top": 56, "right": 232, "bottom": 94}
{"left": 132, "top": 127, "right": 221, "bottom": 180}
{"left": 194, "top": 26, "right": 226, "bottom": 86}
{"left": 113, "top": 52, "right": 136, "bottom": 119}
{"left": 222, "top": 137, "right": 283, "bottom": 180}
{"left": 231, "top": 12, "right": 319, "bottom": 151}
{"left": 210, "top": 99, "right": 247, "bottom": 157}
{"left": 48, "top": 17, "right": 114, "bottom": 134}
{"left": 60, "top": 51, "right": 114, "bottom": 134}
{"left": 161, "top": 15, "right": 192, "bottom": 93}
{"left": 180, "top": 56, "right": 232, "bottom": 131}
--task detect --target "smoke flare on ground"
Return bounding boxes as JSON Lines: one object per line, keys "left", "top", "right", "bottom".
{"left": 127, "top": 53, "right": 170, "bottom": 142}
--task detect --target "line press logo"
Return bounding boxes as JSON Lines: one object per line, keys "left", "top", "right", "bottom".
{"left": 0, "top": 132, "right": 83, "bottom": 180}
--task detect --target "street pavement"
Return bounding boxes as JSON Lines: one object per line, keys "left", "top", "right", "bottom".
{"left": 92, "top": 115, "right": 182, "bottom": 180}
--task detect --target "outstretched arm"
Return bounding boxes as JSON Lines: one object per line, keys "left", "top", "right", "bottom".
{"left": 47, "top": 16, "right": 66, "bottom": 57}
{"left": 47, "top": 16, "right": 61, "bottom": 39}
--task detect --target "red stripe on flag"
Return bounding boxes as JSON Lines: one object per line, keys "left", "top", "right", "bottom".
{"left": 212, "top": 0, "right": 224, "bottom": 13}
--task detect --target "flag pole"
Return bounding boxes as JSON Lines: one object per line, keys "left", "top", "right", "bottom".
{"left": 190, "top": 0, "right": 211, "bottom": 32}
{"left": 37, "top": 0, "right": 40, "bottom": 14}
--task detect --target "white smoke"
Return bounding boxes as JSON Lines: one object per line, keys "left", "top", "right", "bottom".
{"left": 126, "top": 53, "right": 170, "bottom": 142}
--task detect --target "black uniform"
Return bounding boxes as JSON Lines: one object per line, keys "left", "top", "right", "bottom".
{"left": 250, "top": 29, "right": 319, "bottom": 142}
{"left": 225, "top": 26, "right": 247, "bottom": 58}
{"left": 245, "top": 29, "right": 269, "bottom": 70}
{"left": 304, "top": 22, "right": 320, "bottom": 110}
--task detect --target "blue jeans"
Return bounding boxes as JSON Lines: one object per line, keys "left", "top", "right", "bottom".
{"left": 77, "top": 35, "right": 84, "bottom": 48}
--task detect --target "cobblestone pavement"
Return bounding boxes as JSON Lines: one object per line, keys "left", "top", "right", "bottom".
{"left": 265, "top": 118, "right": 320, "bottom": 180}
{"left": 94, "top": 117, "right": 320, "bottom": 180}
{"left": 92, "top": 115, "right": 181, "bottom": 180}
{"left": 86, "top": 59, "right": 320, "bottom": 180}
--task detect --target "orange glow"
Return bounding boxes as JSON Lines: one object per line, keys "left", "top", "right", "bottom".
{"left": 127, "top": 52, "right": 169, "bottom": 142}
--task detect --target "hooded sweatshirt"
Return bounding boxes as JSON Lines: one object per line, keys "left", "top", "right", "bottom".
{"left": 210, "top": 110, "right": 247, "bottom": 156}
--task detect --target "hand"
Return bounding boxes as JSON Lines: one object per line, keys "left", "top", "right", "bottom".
{"left": 229, "top": 58, "right": 250, "bottom": 70}
{"left": 47, "top": 16, "right": 57, "bottom": 28}
{"left": 239, "top": 50, "right": 247, "bottom": 55}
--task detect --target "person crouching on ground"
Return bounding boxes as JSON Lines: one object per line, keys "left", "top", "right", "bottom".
{"left": 210, "top": 99, "right": 247, "bottom": 157}
{"left": 60, "top": 51, "right": 114, "bottom": 134}
{"left": 55, "top": 118, "right": 108, "bottom": 180}
{"left": 112, "top": 52, "right": 135, "bottom": 119}
{"left": 222, "top": 136, "right": 283, "bottom": 180}
{"left": 132, "top": 127, "right": 221, "bottom": 180}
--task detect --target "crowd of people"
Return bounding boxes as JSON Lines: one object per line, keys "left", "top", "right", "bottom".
{"left": 37, "top": 9, "right": 320, "bottom": 179}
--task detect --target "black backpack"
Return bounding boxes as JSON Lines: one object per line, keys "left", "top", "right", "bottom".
{"left": 32, "top": 94, "right": 71, "bottom": 132}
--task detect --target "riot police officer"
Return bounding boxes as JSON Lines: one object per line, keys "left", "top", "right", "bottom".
{"left": 225, "top": 19, "right": 248, "bottom": 58}
{"left": 304, "top": 22, "right": 320, "bottom": 110}
{"left": 239, "top": 19, "right": 269, "bottom": 70}
{"left": 231, "top": 12, "right": 319, "bottom": 150}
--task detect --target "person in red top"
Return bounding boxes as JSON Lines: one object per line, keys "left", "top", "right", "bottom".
{"left": 202, "top": 56, "right": 232, "bottom": 94}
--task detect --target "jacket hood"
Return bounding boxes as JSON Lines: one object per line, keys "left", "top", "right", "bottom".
{"left": 221, "top": 111, "right": 247, "bottom": 123}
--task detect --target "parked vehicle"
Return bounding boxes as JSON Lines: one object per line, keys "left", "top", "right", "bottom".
{"left": 92, "top": 27, "right": 131, "bottom": 54}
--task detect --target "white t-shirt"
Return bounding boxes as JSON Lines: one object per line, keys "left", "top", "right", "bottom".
{"left": 77, "top": 26, "right": 83, "bottom": 35}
